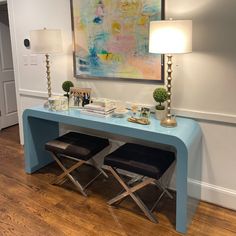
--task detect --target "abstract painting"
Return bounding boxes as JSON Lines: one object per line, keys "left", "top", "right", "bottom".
{"left": 71, "top": 0, "right": 164, "bottom": 81}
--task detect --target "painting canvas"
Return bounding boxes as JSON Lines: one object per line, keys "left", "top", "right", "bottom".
{"left": 71, "top": 0, "right": 164, "bottom": 81}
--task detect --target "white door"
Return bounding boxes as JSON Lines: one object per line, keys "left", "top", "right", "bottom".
{"left": 0, "top": 4, "right": 18, "bottom": 130}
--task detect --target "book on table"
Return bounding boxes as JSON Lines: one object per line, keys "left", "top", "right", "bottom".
{"left": 83, "top": 104, "right": 116, "bottom": 112}
{"left": 81, "top": 102, "right": 116, "bottom": 117}
{"left": 80, "top": 110, "right": 114, "bottom": 118}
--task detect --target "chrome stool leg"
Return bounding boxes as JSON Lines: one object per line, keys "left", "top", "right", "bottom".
{"left": 155, "top": 180, "right": 174, "bottom": 199}
{"left": 151, "top": 180, "right": 174, "bottom": 212}
{"left": 50, "top": 151, "right": 110, "bottom": 196}
{"left": 83, "top": 171, "right": 103, "bottom": 189}
{"left": 107, "top": 166, "right": 157, "bottom": 223}
{"left": 111, "top": 171, "right": 145, "bottom": 206}
{"left": 131, "top": 192, "right": 157, "bottom": 223}
{"left": 67, "top": 173, "right": 87, "bottom": 197}
{"left": 50, "top": 152, "right": 87, "bottom": 196}
{"left": 86, "top": 160, "right": 109, "bottom": 179}
{"left": 51, "top": 153, "right": 85, "bottom": 184}
{"left": 150, "top": 191, "right": 166, "bottom": 212}
{"left": 95, "top": 166, "right": 108, "bottom": 179}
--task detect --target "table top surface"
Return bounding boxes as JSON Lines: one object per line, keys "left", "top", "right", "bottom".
{"left": 24, "top": 106, "right": 201, "bottom": 149}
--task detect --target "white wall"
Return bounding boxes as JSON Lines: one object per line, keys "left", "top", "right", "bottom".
{"left": 7, "top": 0, "right": 74, "bottom": 140}
{"left": 7, "top": 0, "right": 236, "bottom": 210}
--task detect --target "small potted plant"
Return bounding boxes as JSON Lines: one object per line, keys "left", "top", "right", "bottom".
{"left": 153, "top": 88, "right": 168, "bottom": 120}
{"left": 62, "top": 80, "right": 74, "bottom": 99}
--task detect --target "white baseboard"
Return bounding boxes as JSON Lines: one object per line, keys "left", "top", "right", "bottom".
{"left": 188, "top": 179, "right": 236, "bottom": 210}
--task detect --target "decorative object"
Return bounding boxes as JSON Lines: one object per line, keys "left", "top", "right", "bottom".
{"left": 153, "top": 88, "right": 168, "bottom": 120}
{"left": 140, "top": 107, "right": 151, "bottom": 119}
{"left": 131, "top": 104, "right": 138, "bottom": 118}
{"left": 62, "top": 81, "right": 74, "bottom": 99}
{"left": 48, "top": 96, "right": 68, "bottom": 111}
{"left": 71, "top": 0, "right": 164, "bottom": 81}
{"left": 113, "top": 108, "right": 129, "bottom": 118}
{"left": 127, "top": 117, "right": 150, "bottom": 125}
{"left": 69, "top": 87, "right": 91, "bottom": 108}
{"left": 81, "top": 102, "right": 116, "bottom": 118}
{"left": 149, "top": 20, "right": 192, "bottom": 127}
{"left": 30, "top": 28, "right": 63, "bottom": 98}
{"left": 91, "top": 98, "right": 115, "bottom": 108}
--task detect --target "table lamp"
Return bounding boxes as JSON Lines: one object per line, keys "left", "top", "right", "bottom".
{"left": 149, "top": 20, "right": 192, "bottom": 127}
{"left": 30, "top": 28, "right": 63, "bottom": 98}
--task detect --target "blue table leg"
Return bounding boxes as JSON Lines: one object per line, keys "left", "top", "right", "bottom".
{"left": 176, "top": 146, "right": 188, "bottom": 233}
{"left": 23, "top": 115, "right": 59, "bottom": 173}
{"left": 176, "top": 130, "right": 202, "bottom": 233}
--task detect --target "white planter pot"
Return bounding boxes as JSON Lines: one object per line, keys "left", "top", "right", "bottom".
{"left": 155, "top": 109, "right": 166, "bottom": 120}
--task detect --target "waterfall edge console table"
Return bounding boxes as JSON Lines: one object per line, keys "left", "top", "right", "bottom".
{"left": 23, "top": 106, "right": 202, "bottom": 234}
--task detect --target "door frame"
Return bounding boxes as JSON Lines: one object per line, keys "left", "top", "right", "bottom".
{"left": 0, "top": 0, "right": 18, "bottom": 130}
{"left": 0, "top": 1, "right": 7, "bottom": 130}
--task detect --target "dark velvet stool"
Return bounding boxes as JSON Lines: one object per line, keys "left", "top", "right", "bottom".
{"left": 104, "top": 143, "right": 175, "bottom": 223}
{"left": 45, "top": 132, "right": 110, "bottom": 196}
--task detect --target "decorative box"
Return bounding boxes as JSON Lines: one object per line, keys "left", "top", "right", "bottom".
{"left": 48, "top": 96, "right": 68, "bottom": 111}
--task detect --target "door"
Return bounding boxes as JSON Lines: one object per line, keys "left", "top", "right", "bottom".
{"left": 0, "top": 4, "right": 18, "bottom": 130}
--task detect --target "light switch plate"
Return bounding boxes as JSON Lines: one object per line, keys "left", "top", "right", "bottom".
{"left": 23, "top": 55, "right": 28, "bottom": 65}
{"left": 30, "top": 55, "right": 38, "bottom": 65}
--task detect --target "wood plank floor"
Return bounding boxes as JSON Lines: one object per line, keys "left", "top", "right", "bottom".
{"left": 0, "top": 125, "right": 235, "bottom": 236}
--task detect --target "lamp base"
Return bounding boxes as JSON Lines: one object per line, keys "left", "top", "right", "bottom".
{"left": 160, "top": 117, "right": 177, "bottom": 128}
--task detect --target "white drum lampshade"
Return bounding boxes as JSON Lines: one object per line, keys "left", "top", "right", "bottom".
{"left": 30, "top": 29, "right": 63, "bottom": 54}
{"left": 149, "top": 20, "right": 192, "bottom": 54}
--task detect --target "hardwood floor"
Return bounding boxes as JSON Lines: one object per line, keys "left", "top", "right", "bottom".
{"left": 0, "top": 125, "right": 235, "bottom": 236}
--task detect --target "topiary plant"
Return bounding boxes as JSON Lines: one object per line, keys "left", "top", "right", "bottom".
{"left": 62, "top": 81, "right": 74, "bottom": 98}
{"left": 153, "top": 88, "right": 168, "bottom": 110}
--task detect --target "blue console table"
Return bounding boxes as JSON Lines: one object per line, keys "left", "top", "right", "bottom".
{"left": 23, "top": 106, "right": 202, "bottom": 234}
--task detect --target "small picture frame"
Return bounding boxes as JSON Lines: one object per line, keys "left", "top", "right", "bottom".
{"left": 140, "top": 107, "right": 151, "bottom": 119}
{"left": 69, "top": 87, "right": 91, "bottom": 108}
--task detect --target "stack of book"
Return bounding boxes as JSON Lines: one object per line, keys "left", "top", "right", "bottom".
{"left": 80, "top": 99, "right": 116, "bottom": 117}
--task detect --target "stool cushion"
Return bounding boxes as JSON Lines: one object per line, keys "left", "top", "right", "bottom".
{"left": 45, "top": 132, "right": 109, "bottom": 161}
{"left": 104, "top": 143, "right": 175, "bottom": 180}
